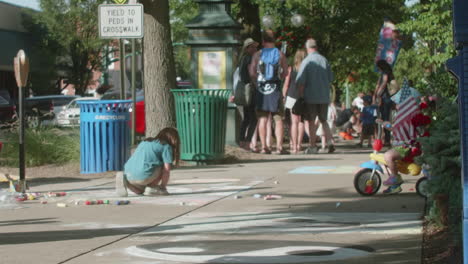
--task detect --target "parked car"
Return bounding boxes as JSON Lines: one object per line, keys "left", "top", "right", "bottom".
{"left": 0, "top": 90, "right": 16, "bottom": 124}
{"left": 99, "top": 81, "right": 192, "bottom": 134}
{"left": 25, "top": 95, "right": 79, "bottom": 127}
{"left": 101, "top": 89, "right": 145, "bottom": 134}
{"left": 56, "top": 97, "right": 99, "bottom": 127}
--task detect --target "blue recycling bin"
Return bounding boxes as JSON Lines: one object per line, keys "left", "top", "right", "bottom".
{"left": 77, "top": 100, "right": 131, "bottom": 174}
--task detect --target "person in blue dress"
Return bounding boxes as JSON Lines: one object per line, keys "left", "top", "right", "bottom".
{"left": 116, "top": 127, "right": 180, "bottom": 196}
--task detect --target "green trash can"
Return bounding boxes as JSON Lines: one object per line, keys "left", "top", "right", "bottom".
{"left": 171, "top": 89, "right": 231, "bottom": 161}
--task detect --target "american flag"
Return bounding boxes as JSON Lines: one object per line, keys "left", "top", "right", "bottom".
{"left": 392, "top": 96, "right": 420, "bottom": 142}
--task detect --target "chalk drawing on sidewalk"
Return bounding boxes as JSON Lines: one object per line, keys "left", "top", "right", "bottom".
{"left": 138, "top": 212, "right": 422, "bottom": 236}
{"left": 288, "top": 166, "right": 356, "bottom": 174}
{"left": 125, "top": 240, "right": 374, "bottom": 263}
{"left": 94, "top": 211, "right": 421, "bottom": 263}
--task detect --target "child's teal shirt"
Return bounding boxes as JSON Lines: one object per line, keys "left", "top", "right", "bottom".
{"left": 124, "top": 140, "right": 173, "bottom": 181}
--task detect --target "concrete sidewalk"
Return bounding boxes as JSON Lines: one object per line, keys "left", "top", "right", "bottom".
{"left": 0, "top": 144, "right": 425, "bottom": 264}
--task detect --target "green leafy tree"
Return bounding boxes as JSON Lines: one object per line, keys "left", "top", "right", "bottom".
{"left": 395, "top": 0, "right": 457, "bottom": 98}
{"left": 24, "top": 0, "right": 110, "bottom": 96}
{"left": 169, "top": 0, "right": 197, "bottom": 80}
{"left": 234, "top": 0, "right": 262, "bottom": 42}
{"left": 21, "top": 13, "right": 62, "bottom": 95}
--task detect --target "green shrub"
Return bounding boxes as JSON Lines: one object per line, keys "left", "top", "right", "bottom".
{"left": 417, "top": 100, "right": 461, "bottom": 228}
{"left": 0, "top": 127, "right": 80, "bottom": 167}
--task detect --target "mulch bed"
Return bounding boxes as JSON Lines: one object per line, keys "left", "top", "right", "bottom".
{"left": 422, "top": 217, "right": 462, "bottom": 263}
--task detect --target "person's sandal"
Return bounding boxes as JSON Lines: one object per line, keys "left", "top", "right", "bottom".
{"left": 260, "top": 148, "right": 271, "bottom": 154}
{"left": 250, "top": 147, "right": 260, "bottom": 153}
{"left": 273, "top": 149, "right": 290, "bottom": 155}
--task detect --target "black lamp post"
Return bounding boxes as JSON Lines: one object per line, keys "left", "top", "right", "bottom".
{"left": 279, "top": 0, "right": 286, "bottom": 29}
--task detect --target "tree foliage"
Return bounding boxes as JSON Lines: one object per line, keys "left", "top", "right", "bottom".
{"left": 395, "top": 0, "right": 457, "bottom": 98}
{"left": 24, "top": 0, "right": 110, "bottom": 95}
{"left": 169, "top": 0, "right": 197, "bottom": 80}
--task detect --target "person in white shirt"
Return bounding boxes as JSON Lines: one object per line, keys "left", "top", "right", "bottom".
{"left": 352, "top": 92, "right": 364, "bottom": 111}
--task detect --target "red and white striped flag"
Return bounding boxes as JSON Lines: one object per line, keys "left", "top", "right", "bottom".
{"left": 393, "top": 96, "right": 419, "bottom": 142}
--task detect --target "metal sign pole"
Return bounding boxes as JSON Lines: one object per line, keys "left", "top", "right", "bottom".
{"left": 13, "top": 50, "right": 29, "bottom": 193}
{"left": 119, "top": 39, "right": 126, "bottom": 100}
{"left": 18, "top": 82, "right": 25, "bottom": 188}
{"left": 131, "top": 39, "right": 136, "bottom": 146}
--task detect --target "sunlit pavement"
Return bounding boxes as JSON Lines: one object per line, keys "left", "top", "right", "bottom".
{"left": 0, "top": 144, "right": 425, "bottom": 264}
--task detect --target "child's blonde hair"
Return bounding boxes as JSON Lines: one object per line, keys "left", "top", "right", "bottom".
{"left": 145, "top": 127, "right": 181, "bottom": 166}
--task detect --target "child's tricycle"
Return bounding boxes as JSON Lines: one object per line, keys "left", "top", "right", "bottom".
{"left": 354, "top": 151, "right": 429, "bottom": 197}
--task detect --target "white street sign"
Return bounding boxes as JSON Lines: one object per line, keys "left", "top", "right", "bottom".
{"left": 99, "top": 4, "right": 144, "bottom": 39}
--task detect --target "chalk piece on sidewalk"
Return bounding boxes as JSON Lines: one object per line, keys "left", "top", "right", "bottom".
{"left": 253, "top": 194, "right": 262, "bottom": 198}
{"left": 115, "top": 200, "right": 130, "bottom": 205}
{"left": 264, "top": 194, "right": 282, "bottom": 200}
{"left": 57, "top": 203, "right": 67, "bottom": 208}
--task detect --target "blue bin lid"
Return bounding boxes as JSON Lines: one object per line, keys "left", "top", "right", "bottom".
{"left": 77, "top": 99, "right": 132, "bottom": 105}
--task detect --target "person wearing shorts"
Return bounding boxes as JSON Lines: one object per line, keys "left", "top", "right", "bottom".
{"left": 296, "top": 38, "right": 335, "bottom": 154}
{"left": 116, "top": 127, "right": 180, "bottom": 197}
{"left": 249, "top": 30, "right": 289, "bottom": 154}
{"left": 283, "top": 49, "right": 307, "bottom": 154}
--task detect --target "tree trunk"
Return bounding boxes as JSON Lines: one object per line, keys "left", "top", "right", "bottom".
{"left": 237, "top": 0, "right": 261, "bottom": 43}
{"left": 141, "top": 0, "right": 177, "bottom": 137}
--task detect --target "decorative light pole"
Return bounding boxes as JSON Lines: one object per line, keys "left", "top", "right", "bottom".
{"left": 261, "top": 0, "right": 304, "bottom": 53}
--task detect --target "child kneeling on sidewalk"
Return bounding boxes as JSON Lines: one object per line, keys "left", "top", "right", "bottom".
{"left": 116, "top": 127, "right": 180, "bottom": 197}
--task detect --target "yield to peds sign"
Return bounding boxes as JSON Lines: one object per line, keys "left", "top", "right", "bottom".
{"left": 99, "top": 4, "right": 144, "bottom": 39}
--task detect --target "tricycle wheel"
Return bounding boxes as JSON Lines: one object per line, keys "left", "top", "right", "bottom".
{"left": 354, "top": 168, "right": 382, "bottom": 196}
{"left": 416, "top": 177, "right": 429, "bottom": 198}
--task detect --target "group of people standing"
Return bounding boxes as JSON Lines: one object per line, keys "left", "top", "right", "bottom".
{"left": 234, "top": 30, "right": 336, "bottom": 155}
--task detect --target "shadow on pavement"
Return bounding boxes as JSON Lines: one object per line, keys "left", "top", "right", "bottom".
{"left": 0, "top": 218, "right": 59, "bottom": 227}
{"left": 0, "top": 177, "right": 93, "bottom": 188}
{"left": 0, "top": 226, "right": 152, "bottom": 245}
